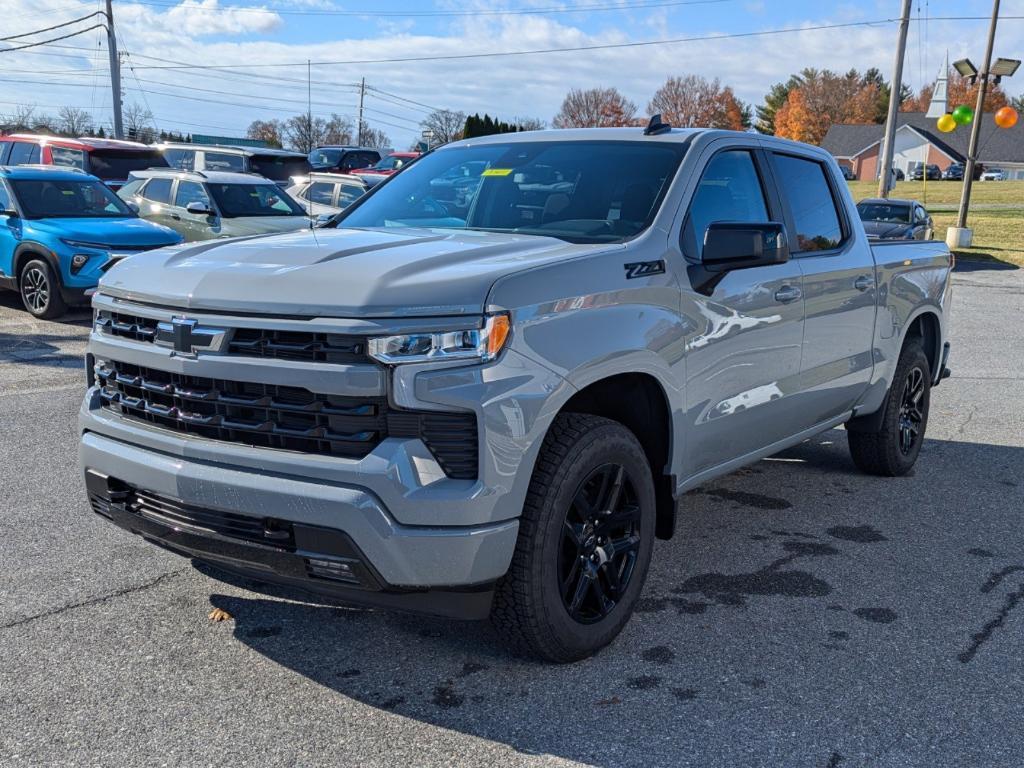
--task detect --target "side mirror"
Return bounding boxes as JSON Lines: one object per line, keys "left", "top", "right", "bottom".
{"left": 314, "top": 213, "right": 334, "bottom": 227}
{"left": 702, "top": 222, "right": 789, "bottom": 272}
{"left": 126, "top": 201, "right": 140, "bottom": 214}
{"left": 186, "top": 201, "right": 213, "bottom": 216}
{"left": 1, "top": 208, "right": 18, "bottom": 218}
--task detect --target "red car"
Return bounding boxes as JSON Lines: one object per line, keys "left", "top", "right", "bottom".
{"left": 0, "top": 134, "right": 168, "bottom": 190}
{"left": 353, "top": 152, "right": 420, "bottom": 186}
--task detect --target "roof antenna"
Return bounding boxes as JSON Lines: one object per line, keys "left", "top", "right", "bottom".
{"left": 644, "top": 113, "right": 671, "bottom": 136}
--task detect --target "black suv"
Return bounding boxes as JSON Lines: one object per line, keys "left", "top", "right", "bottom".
{"left": 910, "top": 164, "right": 942, "bottom": 181}
{"left": 308, "top": 146, "right": 381, "bottom": 175}
{"left": 942, "top": 163, "right": 964, "bottom": 181}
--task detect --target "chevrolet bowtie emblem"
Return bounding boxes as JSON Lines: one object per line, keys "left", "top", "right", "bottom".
{"left": 154, "top": 317, "right": 226, "bottom": 357}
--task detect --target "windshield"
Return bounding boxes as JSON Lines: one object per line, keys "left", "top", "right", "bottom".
{"left": 370, "top": 155, "right": 408, "bottom": 171}
{"left": 337, "top": 141, "right": 688, "bottom": 244}
{"left": 857, "top": 202, "right": 911, "bottom": 223}
{"left": 88, "top": 150, "right": 168, "bottom": 181}
{"left": 249, "top": 154, "right": 312, "bottom": 181}
{"left": 207, "top": 183, "right": 305, "bottom": 218}
{"left": 308, "top": 148, "right": 344, "bottom": 168}
{"left": 11, "top": 178, "right": 134, "bottom": 219}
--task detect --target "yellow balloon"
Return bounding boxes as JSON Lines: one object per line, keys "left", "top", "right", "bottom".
{"left": 936, "top": 114, "right": 957, "bottom": 133}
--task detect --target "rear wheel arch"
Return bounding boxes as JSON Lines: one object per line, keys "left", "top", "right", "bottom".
{"left": 553, "top": 372, "right": 677, "bottom": 540}
{"left": 902, "top": 310, "right": 941, "bottom": 378}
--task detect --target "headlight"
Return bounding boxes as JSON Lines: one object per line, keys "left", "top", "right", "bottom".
{"left": 368, "top": 313, "right": 511, "bottom": 365}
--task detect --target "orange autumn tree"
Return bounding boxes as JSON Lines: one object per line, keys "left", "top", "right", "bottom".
{"left": 774, "top": 69, "right": 882, "bottom": 145}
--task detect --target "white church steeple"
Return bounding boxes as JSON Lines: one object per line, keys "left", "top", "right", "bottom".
{"left": 926, "top": 52, "right": 950, "bottom": 118}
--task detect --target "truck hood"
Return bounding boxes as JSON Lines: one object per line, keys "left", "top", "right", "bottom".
{"left": 99, "top": 226, "right": 609, "bottom": 317}
{"left": 30, "top": 216, "right": 181, "bottom": 247}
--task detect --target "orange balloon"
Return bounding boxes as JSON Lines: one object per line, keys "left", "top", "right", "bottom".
{"left": 994, "top": 106, "right": 1018, "bottom": 129}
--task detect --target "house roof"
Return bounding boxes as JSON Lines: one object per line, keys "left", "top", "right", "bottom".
{"left": 821, "top": 112, "right": 1024, "bottom": 164}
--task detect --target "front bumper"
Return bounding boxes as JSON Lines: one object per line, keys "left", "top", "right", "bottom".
{"left": 80, "top": 430, "right": 518, "bottom": 619}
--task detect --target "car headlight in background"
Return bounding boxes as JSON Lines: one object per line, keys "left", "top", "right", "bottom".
{"left": 368, "top": 313, "right": 511, "bottom": 365}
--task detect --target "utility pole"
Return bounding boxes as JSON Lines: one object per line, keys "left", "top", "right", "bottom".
{"left": 105, "top": 0, "right": 123, "bottom": 139}
{"left": 357, "top": 77, "right": 365, "bottom": 145}
{"left": 955, "top": 0, "right": 1000, "bottom": 234}
{"left": 306, "top": 59, "right": 312, "bottom": 153}
{"left": 877, "top": 0, "right": 912, "bottom": 198}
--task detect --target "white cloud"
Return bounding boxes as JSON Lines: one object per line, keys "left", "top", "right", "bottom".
{"left": 1, "top": 0, "right": 1021, "bottom": 146}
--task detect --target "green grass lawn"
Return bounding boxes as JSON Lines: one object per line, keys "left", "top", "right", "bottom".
{"left": 847, "top": 180, "right": 1023, "bottom": 266}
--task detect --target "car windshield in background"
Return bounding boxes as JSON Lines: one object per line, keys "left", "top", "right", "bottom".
{"left": 87, "top": 150, "right": 168, "bottom": 181}
{"left": 207, "top": 183, "right": 306, "bottom": 217}
{"left": 11, "top": 179, "right": 134, "bottom": 219}
{"left": 857, "top": 202, "right": 911, "bottom": 223}
{"left": 308, "top": 148, "right": 344, "bottom": 168}
{"left": 371, "top": 156, "right": 406, "bottom": 171}
{"left": 337, "top": 141, "right": 688, "bottom": 244}
{"left": 249, "top": 155, "right": 312, "bottom": 181}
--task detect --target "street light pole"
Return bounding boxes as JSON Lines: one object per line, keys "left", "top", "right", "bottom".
{"left": 955, "top": 0, "right": 1001, "bottom": 234}
{"left": 877, "top": 0, "right": 913, "bottom": 199}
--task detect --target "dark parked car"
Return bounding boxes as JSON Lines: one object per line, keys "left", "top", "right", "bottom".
{"left": 910, "top": 164, "right": 941, "bottom": 181}
{"left": 943, "top": 163, "right": 964, "bottom": 181}
{"left": 307, "top": 146, "right": 381, "bottom": 175}
{"left": 857, "top": 198, "right": 933, "bottom": 240}
{"left": 839, "top": 165, "right": 857, "bottom": 181}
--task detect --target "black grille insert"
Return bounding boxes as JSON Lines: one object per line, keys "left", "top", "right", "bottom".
{"left": 95, "top": 310, "right": 369, "bottom": 364}
{"left": 96, "top": 360, "right": 478, "bottom": 477}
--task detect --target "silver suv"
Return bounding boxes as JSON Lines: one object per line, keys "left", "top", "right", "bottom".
{"left": 286, "top": 171, "right": 367, "bottom": 218}
{"left": 118, "top": 169, "right": 310, "bottom": 241}
{"left": 158, "top": 143, "right": 311, "bottom": 187}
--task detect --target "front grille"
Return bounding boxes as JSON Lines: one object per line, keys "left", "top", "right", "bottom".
{"left": 95, "top": 309, "right": 369, "bottom": 364}
{"left": 96, "top": 360, "right": 478, "bottom": 478}
{"left": 88, "top": 488, "right": 296, "bottom": 550}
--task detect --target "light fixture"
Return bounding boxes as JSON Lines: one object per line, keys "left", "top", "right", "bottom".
{"left": 990, "top": 58, "right": 1021, "bottom": 78}
{"left": 953, "top": 58, "right": 978, "bottom": 78}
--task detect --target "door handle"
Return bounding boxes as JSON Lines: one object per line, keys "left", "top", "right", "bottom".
{"left": 854, "top": 275, "right": 875, "bottom": 291}
{"left": 774, "top": 285, "right": 802, "bottom": 303}
{"left": 170, "top": 213, "right": 181, "bottom": 220}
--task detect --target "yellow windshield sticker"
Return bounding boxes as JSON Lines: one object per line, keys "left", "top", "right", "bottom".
{"left": 481, "top": 168, "right": 513, "bottom": 177}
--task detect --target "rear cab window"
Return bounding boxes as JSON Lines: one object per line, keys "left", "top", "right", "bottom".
{"left": 203, "top": 152, "right": 245, "bottom": 172}
{"left": 770, "top": 153, "right": 845, "bottom": 253}
{"left": 163, "top": 148, "right": 195, "bottom": 171}
{"left": 249, "top": 155, "right": 311, "bottom": 182}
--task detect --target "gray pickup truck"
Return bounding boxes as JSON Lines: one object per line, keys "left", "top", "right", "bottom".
{"left": 80, "top": 123, "right": 952, "bottom": 662}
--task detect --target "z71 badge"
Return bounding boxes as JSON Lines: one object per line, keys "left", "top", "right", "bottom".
{"left": 623, "top": 260, "right": 666, "bottom": 279}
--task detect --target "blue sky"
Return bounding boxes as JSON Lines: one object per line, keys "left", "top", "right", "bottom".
{"left": 3, "top": 0, "right": 1023, "bottom": 148}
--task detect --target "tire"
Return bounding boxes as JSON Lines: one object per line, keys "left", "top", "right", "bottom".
{"left": 848, "top": 340, "right": 931, "bottom": 476}
{"left": 491, "top": 413, "right": 656, "bottom": 663}
{"left": 19, "top": 258, "right": 67, "bottom": 320}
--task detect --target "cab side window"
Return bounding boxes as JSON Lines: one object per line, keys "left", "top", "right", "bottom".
{"left": 771, "top": 154, "right": 844, "bottom": 252}
{"left": 683, "top": 150, "right": 769, "bottom": 260}
{"left": 175, "top": 181, "right": 209, "bottom": 209}
{"left": 204, "top": 152, "right": 244, "bottom": 172}
{"left": 163, "top": 148, "right": 195, "bottom": 171}
{"left": 51, "top": 147, "right": 86, "bottom": 170}
{"left": 142, "top": 178, "right": 173, "bottom": 204}
{"left": 8, "top": 142, "right": 40, "bottom": 165}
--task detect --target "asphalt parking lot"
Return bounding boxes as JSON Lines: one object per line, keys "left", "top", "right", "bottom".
{"left": 1, "top": 262, "right": 1022, "bottom": 768}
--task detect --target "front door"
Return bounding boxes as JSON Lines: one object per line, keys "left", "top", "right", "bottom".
{"left": 171, "top": 181, "right": 218, "bottom": 241}
{"left": 678, "top": 146, "right": 806, "bottom": 479}
{"left": 769, "top": 151, "right": 876, "bottom": 427}
{"left": 0, "top": 181, "right": 18, "bottom": 281}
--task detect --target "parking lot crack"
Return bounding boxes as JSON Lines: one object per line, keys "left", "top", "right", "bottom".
{"left": 0, "top": 569, "right": 187, "bottom": 632}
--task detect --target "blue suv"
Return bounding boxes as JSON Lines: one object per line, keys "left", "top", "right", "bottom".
{"left": 0, "top": 166, "right": 182, "bottom": 318}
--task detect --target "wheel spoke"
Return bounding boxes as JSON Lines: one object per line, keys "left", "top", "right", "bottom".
{"left": 591, "top": 574, "right": 615, "bottom": 616}
{"left": 562, "top": 519, "right": 583, "bottom": 550}
{"left": 595, "top": 465, "right": 625, "bottom": 515}
{"left": 561, "top": 556, "right": 582, "bottom": 599}
{"left": 607, "top": 532, "right": 641, "bottom": 559}
{"left": 596, "top": 503, "right": 641, "bottom": 535}
{"left": 567, "top": 569, "right": 594, "bottom": 618}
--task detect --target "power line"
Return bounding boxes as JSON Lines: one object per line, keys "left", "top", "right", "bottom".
{"left": 121, "top": 15, "right": 1024, "bottom": 71}
{"left": 0, "top": 11, "right": 105, "bottom": 42}
{"left": 0, "top": 23, "right": 106, "bottom": 52}
{"left": 118, "top": 0, "right": 732, "bottom": 18}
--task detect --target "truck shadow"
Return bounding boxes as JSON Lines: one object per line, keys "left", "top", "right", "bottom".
{"left": 199, "top": 431, "right": 1024, "bottom": 767}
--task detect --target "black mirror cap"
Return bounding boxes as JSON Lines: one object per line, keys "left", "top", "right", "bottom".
{"left": 702, "top": 221, "right": 790, "bottom": 272}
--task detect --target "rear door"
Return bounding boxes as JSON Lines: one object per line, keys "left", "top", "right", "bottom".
{"left": 769, "top": 151, "right": 876, "bottom": 427}
{"left": 678, "top": 143, "right": 806, "bottom": 478}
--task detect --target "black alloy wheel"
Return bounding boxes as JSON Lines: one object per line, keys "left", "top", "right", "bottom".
{"left": 558, "top": 463, "right": 642, "bottom": 624}
{"left": 897, "top": 367, "right": 926, "bottom": 455}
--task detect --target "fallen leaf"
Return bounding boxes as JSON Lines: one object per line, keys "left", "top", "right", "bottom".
{"left": 208, "top": 607, "right": 233, "bottom": 622}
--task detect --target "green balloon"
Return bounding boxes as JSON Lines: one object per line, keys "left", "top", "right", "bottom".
{"left": 952, "top": 105, "right": 974, "bottom": 125}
